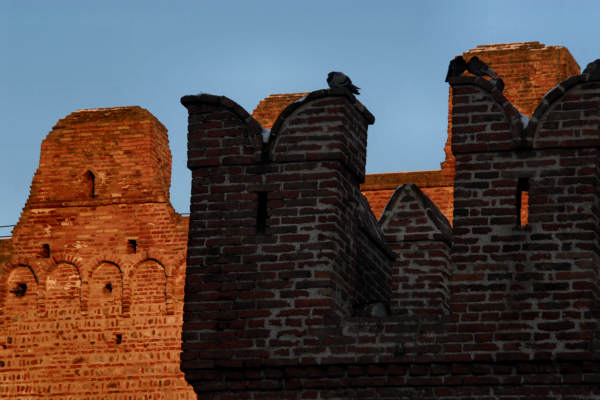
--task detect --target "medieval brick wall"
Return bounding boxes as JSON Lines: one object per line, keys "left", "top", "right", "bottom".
{"left": 181, "top": 60, "right": 600, "bottom": 398}
{"left": 362, "top": 42, "right": 580, "bottom": 229}
{"left": 442, "top": 42, "right": 581, "bottom": 178}
{"left": 0, "top": 107, "right": 195, "bottom": 399}
{"left": 2, "top": 41, "right": 598, "bottom": 400}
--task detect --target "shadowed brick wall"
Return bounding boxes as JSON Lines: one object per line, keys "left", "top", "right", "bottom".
{"left": 362, "top": 42, "right": 580, "bottom": 229}
{"left": 181, "top": 65, "right": 600, "bottom": 399}
{"left": 0, "top": 107, "right": 195, "bottom": 399}
{"left": 442, "top": 42, "right": 581, "bottom": 179}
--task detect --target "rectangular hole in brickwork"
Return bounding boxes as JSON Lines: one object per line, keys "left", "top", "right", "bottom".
{"left": 41, "top": 244, "right": 50, "bottom": 258}
{"left": 256, "top": 191, "right": 268, "bottom": 234}
{"left": 104, "top": 282, "right": 113, "bottom": 294}
{"left": 517, "top": 178, "right": 530, "bottom": 227}
{"left": 127, "top": 239, "right": 137, "bottom": 254}
{"left": 85, "top": 170, "right": 95, "bottom": 198}
{"left": 10, "top": 283, "right": 27, "bottom": 297}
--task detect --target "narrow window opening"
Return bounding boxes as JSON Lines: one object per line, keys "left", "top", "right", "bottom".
{"left": 41, "top": 244, "right": 50, "bottom": 258}
{"left": 256, "top": 191, "right": 269, "bottom": 233}
{"left": 85, "top": 171, "right": 95, "bottom": 198}
{"left": 261, "top": 143, "right": 270, "bottom": 164}
{"left": 127, "top": 239, "right": 137, "bottom": 254}
{"left": 517, "top": 178, "right": 530, "bottom": 227}
{"left": 115, "top": 333, "right": 123, "bottom": 344}
{"left": 10, "top": 283, "right": 27, "bottom": 297}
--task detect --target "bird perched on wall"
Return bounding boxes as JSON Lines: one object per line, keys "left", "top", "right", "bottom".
{"left": 327, "top": 71, "right": 360, "bottom": 95}
{"left": 467, "top": 56, "right": 498, "bottom": 78}
{"left": 583, "top": 59, "right": 600, "bottom": 80}
{"left": 445, "top": 56, "right": 467, "bottom": 82}
{"left": 490, "top": 77, "right": 505, "bottom": 92}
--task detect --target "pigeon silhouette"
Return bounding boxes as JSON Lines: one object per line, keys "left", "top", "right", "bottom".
{"left": 490, "top": 77, "right": 505, "bottom": 92}
{"left": 467, "top": 56, "right": 498, "bottom": 78}
{"left": 327, "top": 71, "right": 360, "bottom": 95}
{"left": 583, "top": 59, "right": 600, "bottom": 80}
{"left": 445, "top": 56, "right": 467, "bottom": 82}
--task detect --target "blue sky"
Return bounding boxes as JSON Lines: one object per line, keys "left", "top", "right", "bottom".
{"left": 1, "top": 0, "right": 599, "bottom": 230}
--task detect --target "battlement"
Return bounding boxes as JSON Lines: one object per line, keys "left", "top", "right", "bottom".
{"left": 441, "top": 42, "right": 580, "bottom": 182}
{"left": 181, "top": 89, "right": 391, "bottom": 348}
{"left": 181, "top": 51, "right": 600, "bottom": 399}
{"left": 449, "top": 72, "right": 600, "bottom": 332}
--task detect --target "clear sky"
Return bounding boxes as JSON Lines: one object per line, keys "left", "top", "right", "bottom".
{"left": 1, "top": 0, "right": 599, "bottom": 231}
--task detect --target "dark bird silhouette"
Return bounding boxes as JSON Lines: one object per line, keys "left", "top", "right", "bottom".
{"left": 467, "top": 56, "right": 498, "bottom": 78}
{"left": 327, "top": 71, "right": 360, "bottom": 95}
{"left": 490, "top": 77, "right": 505, "bottom": 92}
{"left": 583, "top": 59, "right": 600, "bottom": 80}
{"left": 445, "top": 56, "right": 467, "bottom": 82}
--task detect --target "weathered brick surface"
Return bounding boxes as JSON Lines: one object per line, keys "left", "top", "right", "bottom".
{"left": 2, "top": 42, "right": 600, "bottom": 399}
{"left": 448, "top": 74, "right": 600, "bottom": 370}
{"left": 0, "top": 238, "right": 12, "bottom": 264}
{"left": 380, "top": 184, "right": 452, "bottom": 316}
{"left": 182, "top": 62, "right": 600, "bottom": 398}
{"left": 0, "top": 107, "right": 195, "bottom": 399}
{"left": 181, "top": 89, "right": 402, "bottom": 393}
{"left": 442, "top": 41, "right": 580, "bottom": 180}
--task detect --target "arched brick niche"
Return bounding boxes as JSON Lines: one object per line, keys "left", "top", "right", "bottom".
{"left": 3, "top": 265, "right": 38, "bottom": 322}
{"left": 89, "top": 262, "right": 123, "bottom": 317}
{"left": 45, "top": 262, "right": 82, "bottom": 319}
{"left": 131, "top": 259, "right": 167, "bottom": 315}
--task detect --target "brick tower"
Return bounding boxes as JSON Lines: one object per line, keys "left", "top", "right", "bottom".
{"left": 0, "top": 107, "right": 195, "bottom": 399}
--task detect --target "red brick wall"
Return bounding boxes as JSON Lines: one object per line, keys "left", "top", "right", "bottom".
{"left": 0, "top": 107, "right": 195, "bottom": 399}
{"left": 0, "top": 239, "right": 11, "bottom": 264}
